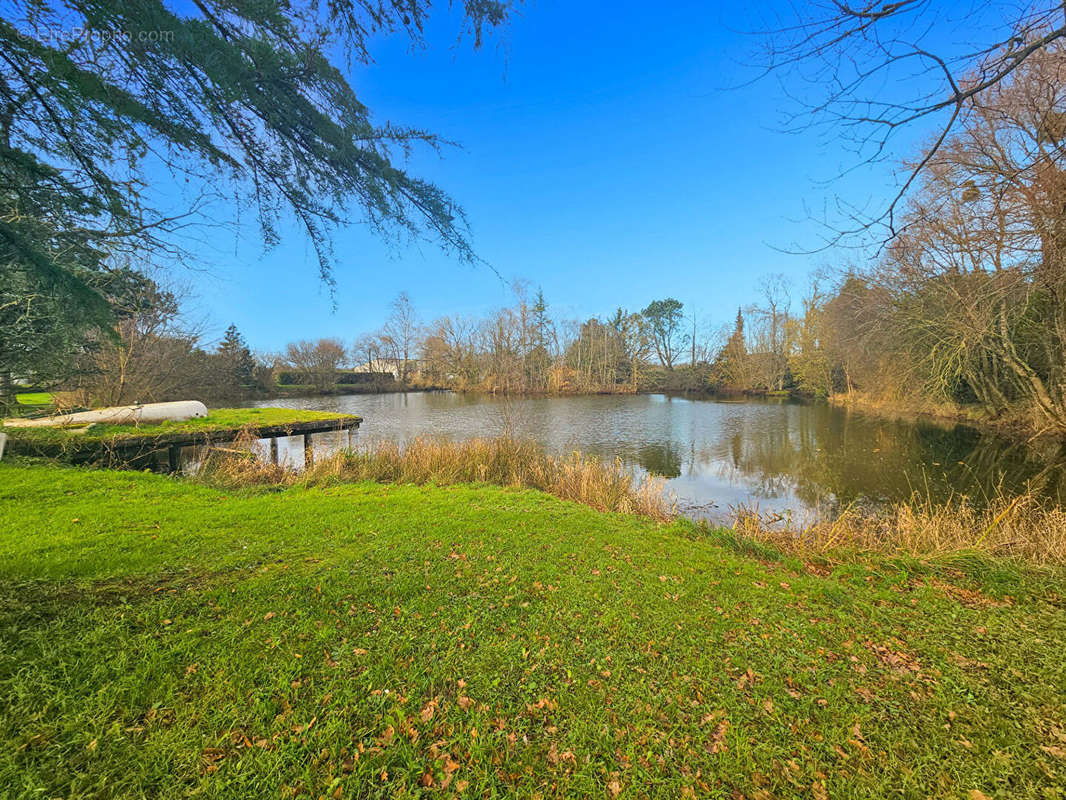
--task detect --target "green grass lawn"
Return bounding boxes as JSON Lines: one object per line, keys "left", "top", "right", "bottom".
{"left": 1, "top": 461, "right": 1064, "bottom": 798}
{"left": 1, "top": 407, "right": 357, "bottom": 448}
{"left": 14, "top": 392, "right": 53, "bottom": 406}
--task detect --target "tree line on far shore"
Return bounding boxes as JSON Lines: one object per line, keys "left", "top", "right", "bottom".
{"left": 0, "top": 276, "right": 803, "bottom": 408}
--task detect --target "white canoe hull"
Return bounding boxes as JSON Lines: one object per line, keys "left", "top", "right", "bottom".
{"left": 2, "top": 401, "right": 209, "bottom": 429}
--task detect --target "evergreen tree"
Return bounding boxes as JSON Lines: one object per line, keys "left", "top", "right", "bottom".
{"left": 217, "top": 324, "right": 255, "bottom": 388}
{"left": 713, "top": 308, "right": 748, "bottom": 388}
{"left": 526, "top": 289, "right": 553, "bottom": 390}
{"left": 727, "top": 308, "right": 746, "bottom": 356}
{"left": 531, "top": 289, "right": 552, "bottom": 352}
{"left": 1, "top": 0, "right": 514, "bottom": 378}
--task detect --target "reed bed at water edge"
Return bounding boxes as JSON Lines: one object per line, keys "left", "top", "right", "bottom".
{"left": 199, "top": 432, "right": 674, "bottom": 521}
{"left": 728, "top": 492, "right": 1066, "bottom": 565}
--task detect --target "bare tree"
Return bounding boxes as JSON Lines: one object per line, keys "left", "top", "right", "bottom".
{"left": 750, "top": 274, "right": 793, "bottom": 391}
{"left": 351, "top": 334, "right": 382, "bottom": 372}
{"left": 759, "top": 1, "right": 1066, "bottom": 243}
{"left": 285, "top": 339, "right": 347, "bottom": 392}
{"left": 70, "top": 278, "right": 210, "bottom": 406}
{"left": 874, "top": 47, "right": 1066, "bottom": 431}
{"left": 382, "top": 292, "right": 419, "bottom": 384}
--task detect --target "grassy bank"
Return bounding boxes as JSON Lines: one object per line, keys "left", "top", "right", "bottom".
{"left": 0, "top": 408, "right": 356, "bottom": 447}
{"left": 15, "top": 392, "right": 53, "bottom": 406}
{"left": 1, "top": 461, "right": 1064, "bottom": 798}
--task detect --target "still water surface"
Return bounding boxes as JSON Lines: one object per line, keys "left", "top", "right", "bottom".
{"left": 249, "top": 392, "right": 1066, "bottom": 520}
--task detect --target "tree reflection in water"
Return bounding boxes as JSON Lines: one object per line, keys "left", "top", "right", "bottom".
{"left": 249, "top": 392, "right": 1066, "bottom": 520}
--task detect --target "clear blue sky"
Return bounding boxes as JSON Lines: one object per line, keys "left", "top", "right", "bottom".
{"left": 185, "top": 0, "right": 910, "bottom": 353}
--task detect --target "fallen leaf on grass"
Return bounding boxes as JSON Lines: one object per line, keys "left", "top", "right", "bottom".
{"left": 377, "top": 725, "right": 395, "bottom": 745}
{"left": 527, "top": 697, "right": 558, "bottom": 713}
{"left": 547, "top": 742, "right": 559, "bottom": 766}
{"left": 931, "top": 579, "right": 1007, "bottom": 608}
{"left": 736, "top": 668, "right": 755, "bottom": 690}
{"left": 201, "top": 747, "right": 226, "bottom": 772}
{"left": 709, "top": 719, "right": 730, "bottom": 754}
{"left": 292, "top": 716, "right": 316, "bottom": 735}
{"left": 546, "top": 741, "right": 577, "bottom": 767}
{"left": 420, "top": 701, "right": 437, "bottom": 723}
{"left": 865, "top": 640, "right": 921, "bottom": 673}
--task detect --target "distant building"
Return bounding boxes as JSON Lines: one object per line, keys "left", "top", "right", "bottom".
{"left": 351, "top": 358, "right": 415, "bottom": 380}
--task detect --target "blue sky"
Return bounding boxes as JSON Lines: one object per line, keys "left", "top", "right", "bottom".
{"left": 185, "top": 0, "right": 916, "bottom": 352}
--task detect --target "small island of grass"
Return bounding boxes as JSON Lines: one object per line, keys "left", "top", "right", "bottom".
{"left": 1, "top": 407, "right": 361, "bottom": 462}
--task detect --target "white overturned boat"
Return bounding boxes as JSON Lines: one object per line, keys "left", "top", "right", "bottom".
{"left": 2, "top": 400, "right": 208, "bottom": 429}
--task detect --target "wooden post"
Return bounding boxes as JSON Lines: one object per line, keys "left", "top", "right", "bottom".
{"left": 304, "top": 433, "right": 313, "bottom": 467}
{"left": 269, "top": 436, "right": 279, "bottom": 465}
{"left": 168, "top": 444, "right": 181, "bottom": 474}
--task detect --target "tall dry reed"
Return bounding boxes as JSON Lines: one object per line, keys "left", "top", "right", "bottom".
{"left": 199, "top": 433, "right": 674, "bottom": 521}
{"left": 729, "top": 493, "right": 1066, "bottom": 565}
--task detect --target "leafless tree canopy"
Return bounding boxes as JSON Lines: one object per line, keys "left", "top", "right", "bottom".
{"left": 760, "top": 1, "right": 1066, "bottom": 244}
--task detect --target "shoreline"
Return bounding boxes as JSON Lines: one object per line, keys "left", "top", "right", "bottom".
{"left": 824, "top": 391, "right": 1061, "bottom": 443}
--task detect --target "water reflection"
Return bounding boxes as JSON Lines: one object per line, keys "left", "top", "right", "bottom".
{"left": 245, "top": 392, "right": 1066, "bottom": 521}
{"left": 633, "top": 442, "right": 683, "bottom": 479}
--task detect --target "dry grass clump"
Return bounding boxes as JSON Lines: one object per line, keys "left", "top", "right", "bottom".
{"left": 199, "top": 433, "right": 673, "bottom": 521}
{"left": 730, "top": 493, "right": 1066, "bottom": 565}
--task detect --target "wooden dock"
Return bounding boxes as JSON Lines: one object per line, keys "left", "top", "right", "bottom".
{"left": 4, "top": 416, "right": 362, "bottom": 471}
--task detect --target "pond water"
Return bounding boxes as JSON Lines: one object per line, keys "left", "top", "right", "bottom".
{"left": 248, "top": 392, "right": 1066, "bottom": 521}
